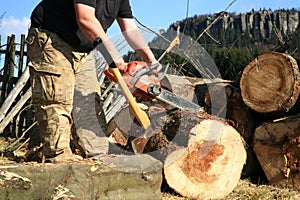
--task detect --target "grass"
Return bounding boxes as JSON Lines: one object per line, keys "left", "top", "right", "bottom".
{"left": 162, "top": 180, "right": 300, "bottom": 200}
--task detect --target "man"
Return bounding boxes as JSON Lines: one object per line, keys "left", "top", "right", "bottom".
{"left": 26, "top": 0, "right": 157, "bottom": 162}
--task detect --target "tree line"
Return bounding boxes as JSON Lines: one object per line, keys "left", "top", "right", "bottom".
{"left": 125, "top": 9, "right": 300, "bottom": 81}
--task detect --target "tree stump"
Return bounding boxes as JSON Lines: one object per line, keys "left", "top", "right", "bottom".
{"left": 253, "top": 113, "right": 300, "bottom": 191}
{"left": 107, "top": 106, "right": 247, "bottom": 199}
{"left": 240, "top": 52, "right": 300, "bottom": 115}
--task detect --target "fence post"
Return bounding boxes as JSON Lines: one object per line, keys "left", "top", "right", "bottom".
{"left": 7, "top": 34, "right": 16, "bottom": 94}
{"left": 18, "top": 34, "right": 26, "bottom": 77}
{"left": 1, "top": 35, "right": 10, "bottom": 104}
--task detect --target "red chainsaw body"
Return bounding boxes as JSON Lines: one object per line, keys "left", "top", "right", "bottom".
{"left": 104, "top": 61, "right": 161, "bottom": 101}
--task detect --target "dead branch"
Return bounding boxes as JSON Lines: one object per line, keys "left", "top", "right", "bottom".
{"left": 0, "top": 66, "right": 30, "bottom": 123}
{"left": 0, "top": 89, "right": 32, "bottom": 133}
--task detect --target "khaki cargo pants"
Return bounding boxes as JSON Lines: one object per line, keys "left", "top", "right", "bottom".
{"left": 26, "top": 28, "right": 108, "bottom": 158}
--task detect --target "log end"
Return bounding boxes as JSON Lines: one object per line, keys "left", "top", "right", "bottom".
{"left": 240, "top": 52, "right": 300, "bottom": 114}
{"left": 164, "top": 119, "right": 247, "bottom": 199}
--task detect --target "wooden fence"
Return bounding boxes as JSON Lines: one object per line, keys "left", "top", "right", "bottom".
{"left": 0, "top": 34, "right": 35, "bottom": 138}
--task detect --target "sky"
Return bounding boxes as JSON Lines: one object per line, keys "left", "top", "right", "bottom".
{"left": 1, "top": 0, "right": 300, "bottom": 42}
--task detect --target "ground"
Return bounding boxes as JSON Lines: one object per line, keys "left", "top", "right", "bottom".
{"left": 1, "top": 137, "right": 299, "bottom": 200}
{"left": 162, "top": 180, "right": 300, "bottom": 200}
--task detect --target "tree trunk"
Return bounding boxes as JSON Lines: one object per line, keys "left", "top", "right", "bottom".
{"left": 204, "top": 83, "right": 258, "bottom": 143}
{"left": 107, "top": 105, "right": 247, "bottom": 199}
{"left": 0, "top": 155, "right": 162, "bottom": 200}
{"left": 162, "top": 74, "right": 232, "bottom": 107}
{"left": 240, "top": 52, "right": 300, "bottom": 115}
{"left": 253, "top": 113, "right": 300, "bottom": 191}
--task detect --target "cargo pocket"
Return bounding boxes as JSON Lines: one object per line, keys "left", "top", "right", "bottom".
{"left": 26, "top": 28, "right": 63, "bottom": 75}
{"left": 29, "top": 65, "right": 56, "bottom": 104}
{"left": 27, "top": 28, "right": 75, "bottom": 105}
{"left": 29, "top": 64, "right": 74, "bottom": 105}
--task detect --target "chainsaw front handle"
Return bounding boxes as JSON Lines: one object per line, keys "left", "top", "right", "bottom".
{"left": 104, "top": 61, "right": 156, "bottom": 84}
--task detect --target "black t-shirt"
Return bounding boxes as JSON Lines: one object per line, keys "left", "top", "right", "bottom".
{"left": 30, "top": 0, "right": 133, "bottom": 52}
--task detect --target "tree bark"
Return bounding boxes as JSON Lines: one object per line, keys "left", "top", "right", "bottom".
{"left": 253, "top": 113, "right": 300, "bottom": 191}
{"left": 240, "top": 52, "right": 300, "bottom": 115}
{"left": 204, "top": 83, "right": 258, "bottom": 143}
{"left": 107, "top": 105, "right": 247, "bottom": 199}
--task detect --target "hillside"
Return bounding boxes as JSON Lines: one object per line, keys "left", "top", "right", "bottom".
{"left": 140, "top": 9, "right": 300, "bottom": 80}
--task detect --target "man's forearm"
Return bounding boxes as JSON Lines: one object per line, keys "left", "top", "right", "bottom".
{"left": 123, "top": 28, "right": 157, "bottom": 65}
{"left": 118, "top": 18, "right": 157, "bottom": 65}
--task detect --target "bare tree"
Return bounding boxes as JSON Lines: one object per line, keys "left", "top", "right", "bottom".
{"left": 0, "top": 12, "right": 6, "bottom": 27}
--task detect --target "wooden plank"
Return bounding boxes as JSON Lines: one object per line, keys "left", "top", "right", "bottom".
{"left": 1, "top": 35, "right": 12, "bottom": 103}
{"left": 7, "top": 35, "right": 16, "bottom": 95}
{"left": 17, "top": 34, "right": 26, "bottom": 77}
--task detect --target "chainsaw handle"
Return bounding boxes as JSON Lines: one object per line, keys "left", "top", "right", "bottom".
{"left": 104, "top": 61, "right": 148, "bottom": 83}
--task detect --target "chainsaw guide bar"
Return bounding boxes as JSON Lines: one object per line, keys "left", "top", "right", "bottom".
{"left": 147, "top": 83, "right": 204, "bottom": 111}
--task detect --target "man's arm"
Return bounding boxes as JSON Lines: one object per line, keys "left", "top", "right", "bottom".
{"left": 74, "top": 3, "right": 125, "bottom": 69}
{"left": 117, "top": 17, "right": 157, "bottom": 65}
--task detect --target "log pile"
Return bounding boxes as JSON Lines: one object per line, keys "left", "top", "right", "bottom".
{"left": 240, "top": 52, "right": 300, "bottom": 190}
{"left": 106, "top": 51, "right": 300, "bottom": 198}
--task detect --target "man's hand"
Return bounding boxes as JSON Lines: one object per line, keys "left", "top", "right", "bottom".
{"left": 113, "top": 56, "right": 127, "bottom": 72}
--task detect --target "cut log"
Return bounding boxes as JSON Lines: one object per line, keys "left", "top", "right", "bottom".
{"left": 204, "top": 83, "right": 258, "bottom": 142}
{"left": 162, "top": 74, "right": 233, "bottom": 107}
{"left": 164, "top": 119, "right": 246, "bottom": 199}
{"left": 0, "top": 155, "right": 162, "bottom": 200}
{"left": 240, "top": 52, "right": 300, "bottom": 115}
{"left": 161, "top": 74, "right": 198, "bottom": 102}
{"left": 253, "top": 114, "right": 300, "bottom": 191}
{"left": 108, "top": 105, "right": 247, "bottom": 199}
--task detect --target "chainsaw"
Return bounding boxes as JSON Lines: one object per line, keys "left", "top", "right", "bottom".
{"left": 104, "top": 61, "right": 203, "bottom": 111}
{"left": 100, "top": 35, "right": 203, "bottom": 153}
